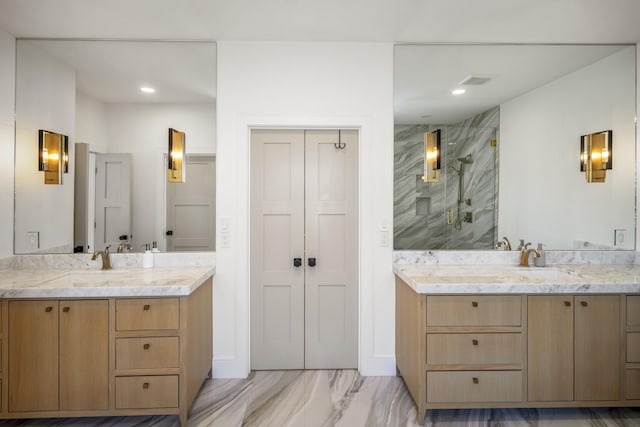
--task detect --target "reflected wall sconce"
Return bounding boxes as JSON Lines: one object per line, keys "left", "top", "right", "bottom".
{"left": 168, "top": 128, "right": 186, "bottom": 183}
{"left": 422, "top": 129, "right": 441, "bottom": 183}
{"left": 580, "top": 130, "right": 612, "bottom": 183}
{"left": 38, "top": 129, "right": 68, "bottom": 185}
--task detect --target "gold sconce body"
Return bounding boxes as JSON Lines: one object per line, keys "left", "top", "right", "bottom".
{"left": 38, "top": 129, "right": 68, "bottom": 185}
{"left": 580, "top": 130, "right": 612, "bottom": 183}
{"left": 168, "top": 128, "right": 186, "bottom": 183}
{"left": 422, "top": 129, "right": 441, "bottom": 183}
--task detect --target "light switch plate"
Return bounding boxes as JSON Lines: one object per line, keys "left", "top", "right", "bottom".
{"left": 614, "top": 229, "right": 625, "bottom": 246}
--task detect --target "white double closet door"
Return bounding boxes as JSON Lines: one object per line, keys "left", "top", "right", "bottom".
{"left": 251, "top": 129, "right": 358, "bottom": 370}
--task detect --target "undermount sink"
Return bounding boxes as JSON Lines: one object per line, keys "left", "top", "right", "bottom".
{"left": 510, "top": 267, "right": 580, "bottom": 281}
{"left": 45, "top": 270, "right": 139, "bottom": 286}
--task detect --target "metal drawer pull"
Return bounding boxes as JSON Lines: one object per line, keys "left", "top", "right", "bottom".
{"left": 63, "top": 307, "right": 70, "bottom": 312}
{"left": 471, "top": 301, "right": 478, "bottom": 307}
{"left": 143, "top": 304, "right": 150, "bottom": 311}
{"left": 143, "top": 382, "right": 149, "bottom": 389}
{"left": 472, "top": 339, "right": 479, "bottom": 346}
{"left": 143, "top": 343, "right": 150, "bottom": 350}
{"left": 45, "top": 306, "right": 53, "bottom": 312}
{"left": 472, "top": 377, "right": 479, "bottom": 384}
{"left": 564, "top": 301, "right": 571, "bottom": 307}
{"left": 581, "top": 301, "right": 588, "bottom": 307}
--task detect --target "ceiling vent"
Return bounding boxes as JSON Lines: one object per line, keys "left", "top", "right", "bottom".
{"left": 458, "top": 75, "right": 496, "bottom": 86}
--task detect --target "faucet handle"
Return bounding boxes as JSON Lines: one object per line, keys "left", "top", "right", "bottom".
{"left": 104, "top": 244, "right": 111, "bottom": 254}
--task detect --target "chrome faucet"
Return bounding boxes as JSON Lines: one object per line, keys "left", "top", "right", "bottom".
{"left": 519, "top": 242, "right": 540, "bottom": 267}
{"left": 496, "top": 236, "right": 512, "bottom": 250}
{"left": 91, "top": 245, "right": 112, "bottom": 270}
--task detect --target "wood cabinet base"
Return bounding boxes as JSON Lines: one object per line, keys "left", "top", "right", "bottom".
{"left": 0, "top": 278, "right": 213, "bottom": 427}
{"left": 395, "top": 277, "right": 640, "bottom": 425}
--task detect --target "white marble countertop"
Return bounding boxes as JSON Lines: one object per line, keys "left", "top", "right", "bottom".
{"left": 0, "top": 266, "right": 215, "bottom": 298}
{"left": 394, "top": 264, "right": 640, "bottom": 294}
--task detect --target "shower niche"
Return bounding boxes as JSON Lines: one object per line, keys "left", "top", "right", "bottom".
{"left": 394, "top": 107, "right": 498, "bottom": 250}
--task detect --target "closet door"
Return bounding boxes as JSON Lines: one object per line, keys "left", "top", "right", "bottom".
{"left": 304, "top": 130, "right": 358, "bottom": 368}
{"left": 251, "top": 130, "right": 306, "bottom": 369}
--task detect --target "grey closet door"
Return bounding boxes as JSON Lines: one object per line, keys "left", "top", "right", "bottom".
{"left": 250, "top": 129, "right": 358, "bottom": 370}
{"left": 251, "top": 130, "right": 306, "bottom": 369}
{"left": 304, "top": 130, "right": 358, "bottom": 369}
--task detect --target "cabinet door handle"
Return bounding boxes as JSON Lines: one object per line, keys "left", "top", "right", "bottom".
{"left": 472, "top": 339, "right": 479, "bottom": 346}
{"left": 472, "top": 377, "right": 479, "bottom": 384}
{"left": 471, "top": 301, "right": 478, "bottom": 307}
{"left": 143, "top": 343, "right": 150, "bottom": 350}
{"left": 45, "top": 306, "right": 53, "bottom": 312}
{"left": 62, "top": 307, "right": 70, "bottom": 313}
{"left": 564, "top": 301, "right": 571, "bottom": 307}
{"left": 581, "top": 301, "right": 588, "bottom": 307}
{"left": 293, "top": 258, "right": 302, "bottom": 267}
{"left": 143, "top": 304, "right": 150, "bottom": 311}
{"left": 142, "top": 382, "right": 149, "bottom": 389}
{"left": 308, "top": 258, "right": 316, "bottom": 267}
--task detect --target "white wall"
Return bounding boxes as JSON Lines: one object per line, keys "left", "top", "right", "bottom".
{"left": 0, "top": 29, "right": 15, "bottom": 257}
{"left": 215, "top": 42, "right": 395, "bottom": 378}
{"left": 14, "top": 41, "right": 76, "bottom": 254}
{"left": 105, "top": 103, "right": 216, "bottom": 250}
{"left": 500, "top": 47, "right": 636, "bottom": 250}
{"left": 76, "top": 91, "right": 108, "bottom": 153}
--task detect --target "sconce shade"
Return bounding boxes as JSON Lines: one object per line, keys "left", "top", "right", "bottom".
{"left": 422, "top": 129, "right": 441, "bottom": 183}
{"left": 38, "top": 129, "right": 68, "bottom": 185}
{"left": 580, "top": 130, "right": 612, "bottom": 183}
{"left": 168, "top": 128, "right": 186, "bottom": 183}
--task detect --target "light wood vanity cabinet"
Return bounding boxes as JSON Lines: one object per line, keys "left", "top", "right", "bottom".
{"left": 0, "top": 277, "right": 213, "bottom": 426}
{"left": 395, "top": 276, "right": 640, "bottom": 425}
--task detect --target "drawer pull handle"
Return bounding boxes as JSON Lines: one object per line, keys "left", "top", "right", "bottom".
{"left": 45, "top": 306, "right": 53, "bottom": 312}
{"left": 143, "top": 382, "right": 149, "bottom": 389}
{"left": 472, "top": 377, "right": 479, "bottom": 384}
{"left": 471, "top": 301, "right": 478, "bottom": 307}
{"left": 564, "top": 301, "right": 571, "bottom": 307}
{"left": 143, "top": 304, "right": 150, "bottom": 311}
{"left": 472, "top": 339, "right": 479, "bottom": 346}
{"left": 63, "top": 307, "right": 70, "bottom": 313}
{"left": 581, "top": 301, "right": 588, "bottom": 307}
{"left": 143, "top": 343, "right": 150, "bottom": 350}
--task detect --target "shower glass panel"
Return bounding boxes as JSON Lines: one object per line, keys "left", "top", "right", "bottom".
{"left": 393, "top": 107, "right": 498, "bottom": 250}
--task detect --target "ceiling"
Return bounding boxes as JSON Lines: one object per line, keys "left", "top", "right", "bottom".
{"left": 1, "top": 0, "right": 640, "bottom": 44}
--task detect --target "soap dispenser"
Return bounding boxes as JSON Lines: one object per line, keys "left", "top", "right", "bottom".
{"left": 534, "top": 243, "right": 546, "bottom": 267}
{"left": 142, "top": 243, "right": 154, "bottom": 268}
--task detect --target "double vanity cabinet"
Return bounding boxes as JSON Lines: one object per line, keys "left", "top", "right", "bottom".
{"left": 395, "top": 265, "right": 640, "bottom": 424}
{"left": 0, "top": 267, "right": 213, "bottom": 427}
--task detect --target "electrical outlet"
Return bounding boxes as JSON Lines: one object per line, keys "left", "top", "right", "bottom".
{"left": 27, "top": 231, "right": 39, "bottom": 249}
{"left": 614, "top": 229, "right": 625, "bottom": 246}
{"left": 221, "top": 233, "right": 231, "bottom": 248}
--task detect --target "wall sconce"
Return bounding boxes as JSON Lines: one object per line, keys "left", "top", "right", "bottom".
{"left": 422, "top": 129, "right": 441, "bottom": 183}
{"left": 38, "top": 129, "right": 68, "bottom": 185}
{"left": 580, "top": 130, "right": 612, "bottom": 183}
{"left": 168, "top": 128, "right": 186, "bottom": 183}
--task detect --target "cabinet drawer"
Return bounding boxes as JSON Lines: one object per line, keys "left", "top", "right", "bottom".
{"left": 427, "top": 371, "right": 522, "bottom": 403}
{"left": 426, "top": 296, "right": 521, "bottom": 327}
{"left": 116, "top": 337, "right": 179, "bottom": 370}
{"left": 627, "top": 333, "right": 640, "bottom": 363}
{"left": 628, "top": 296, "right": 640, "bottom": 327}
{"left": 627, "top": 370, "right": 640, "bottom": 400}
{"left": 427, "top": 333, "right": 522, "bottom": 366}
{"left": 115, "top": 376, "right": 178, "bottom": 409}
{"left": 116, "top": 298, "right": 179, "bottom": 331}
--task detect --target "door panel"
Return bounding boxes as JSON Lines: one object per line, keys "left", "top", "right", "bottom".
{"left": 251, "top": 130, "right": 305, "bottom": 369}
{"left": 95, "top": 153, "right": 131, "bottom": 251}
{"left": 304, "top": 130, "right": 358, "bottom": 369}
{"left": 167, "top": 155, "right": 215, "bottom": 251}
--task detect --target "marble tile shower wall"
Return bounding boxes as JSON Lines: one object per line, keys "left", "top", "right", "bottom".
{"left": 394, "top": 107, "right": 499, "bottom": 250}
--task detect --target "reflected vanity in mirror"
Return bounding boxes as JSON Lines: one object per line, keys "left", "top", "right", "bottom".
{"left": 14, "top": 40, "right": 217, "bottom": 254}
{"left": 394, "top": 44, "right": 636, "bottom": 251}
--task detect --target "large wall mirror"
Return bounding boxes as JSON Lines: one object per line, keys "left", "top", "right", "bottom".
{"left": 394, "top": 44, "right": 636, "bottom": 251}
{"left": 14, "top": 40, "right": 216, "bottom": 254}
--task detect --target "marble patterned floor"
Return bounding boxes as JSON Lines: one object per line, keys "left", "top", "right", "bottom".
{"left": 0, "top": 370, "right": 639, "bottom": 426}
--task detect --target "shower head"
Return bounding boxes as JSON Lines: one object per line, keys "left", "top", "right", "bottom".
{"left": 457, "top": 154, "right": 473, "bottom": 164}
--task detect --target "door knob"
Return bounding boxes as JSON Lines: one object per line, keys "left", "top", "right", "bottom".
{"left": 293, "top": 258, "right": 302, "bottom": 267}
{"left": 166, "top": 230, "right": 173, "bottom": 236}
{"left": 308, "top": 258, "right": 316, "bottom": 267}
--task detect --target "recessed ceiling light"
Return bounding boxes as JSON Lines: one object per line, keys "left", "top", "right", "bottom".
{"left": 452, "top": 89, "right": 466, "bottom": 95}
{"left": 140, "top": 86, "right": 156, "bottom": 94}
